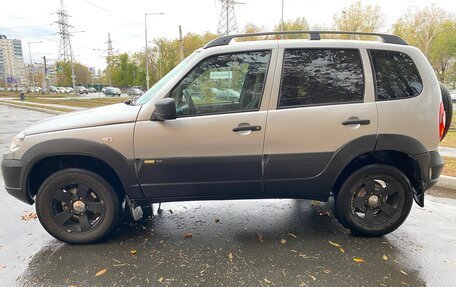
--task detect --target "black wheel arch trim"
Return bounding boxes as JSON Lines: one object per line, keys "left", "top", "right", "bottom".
{"left": 329, "top": 134, "right": 439, "bottom": 207}
{"left": 20, "top": 138, "right": 142, "bottom": 203}
{"left": 375, "top": 134, "right": 428, "bottom": 155}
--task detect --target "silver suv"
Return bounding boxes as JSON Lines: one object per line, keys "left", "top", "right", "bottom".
{"left": 1, "top": 31, "right": 449, "bottom": 244}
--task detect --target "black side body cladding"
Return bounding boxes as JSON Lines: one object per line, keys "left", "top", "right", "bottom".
{"left": 2, "top": 134, "right": 441, "bottom": 207}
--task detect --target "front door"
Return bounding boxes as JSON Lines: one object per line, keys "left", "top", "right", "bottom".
{"left": 134, "top": 50, "right": 274, "bottom": 199}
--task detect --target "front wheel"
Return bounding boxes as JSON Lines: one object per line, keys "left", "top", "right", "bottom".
{"left": 36, "top": 168, "right": 121, "bottom": 244}
{"left": 335, "top": 164, "right": 413, "bottom": 237}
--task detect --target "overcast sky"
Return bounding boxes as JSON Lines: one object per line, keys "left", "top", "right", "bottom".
{"left": 1, "top": 0, "right": 455, "bottom": 70}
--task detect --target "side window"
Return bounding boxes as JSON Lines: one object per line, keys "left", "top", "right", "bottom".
{"left": 370, "top": 50, "right": 423, "bottom": 100}
{"left": 279, "top": 49, "right": 364, "bottom": 108}
{"left": 170, "top": 51, "right": 271, "bottom": 116}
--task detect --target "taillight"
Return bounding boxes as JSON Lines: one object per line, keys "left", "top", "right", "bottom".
{"left": 439, "top": 101, "right": 445, "bottom": 140}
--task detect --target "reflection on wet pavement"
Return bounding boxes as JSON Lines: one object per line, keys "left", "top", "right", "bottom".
{"left": 1, "top": 105, "right": 455, "bottom": 287}
{"left": 19, "top": 199, "right": 438, "bottom": 287}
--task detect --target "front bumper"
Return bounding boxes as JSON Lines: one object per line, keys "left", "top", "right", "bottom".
{"left": 1, "top": 157, "right": 33, "bottom": 204}
{"left": 413, "top": 150, "right": 444, "bottom": 206}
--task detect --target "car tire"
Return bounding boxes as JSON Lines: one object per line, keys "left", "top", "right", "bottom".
{"left": 335, "top": 164, "right": 413, "bottom": 237}
{"left": 440, "top": 82, "right": 452, "bottom": 140}
{"left": 35, "top": 168, "right": 121, "bottom": 244}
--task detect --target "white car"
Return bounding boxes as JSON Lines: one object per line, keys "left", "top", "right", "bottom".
{"left": 1, "top": 31, "right": 450, "bottom": 243}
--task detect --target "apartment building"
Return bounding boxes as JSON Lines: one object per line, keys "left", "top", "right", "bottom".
{"left": 0, "top": 35, "right": 27, "bottom": 86}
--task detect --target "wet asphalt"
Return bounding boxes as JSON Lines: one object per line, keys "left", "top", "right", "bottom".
{"left": 1, "top": 104, "right": 456, "bottom": 287}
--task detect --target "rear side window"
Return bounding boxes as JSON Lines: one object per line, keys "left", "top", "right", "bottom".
{"left": 279, "top": 48, "right": 364, "bottom": 108}
{"left": 370, "top": 50, "right": 423, "bottom": 100}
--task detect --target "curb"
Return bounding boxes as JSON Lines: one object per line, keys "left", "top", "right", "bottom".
{"left": 0, "top": 101, "right": 66, "bottom": 115}
{"left": 435, "top": 175, "right": 456, "bottom": 190}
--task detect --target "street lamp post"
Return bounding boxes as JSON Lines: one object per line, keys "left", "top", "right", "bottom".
{"left": 70, "top": 30, "right": 85, "bottom": 90}
{"left": 280, "top": 0, "right": 284, "bottom": 39}
{"left": 28, "top": 41, "right": 43, "bottom": 91}
{"left": 145, "top": 12, "right": 165, "bottom": 90}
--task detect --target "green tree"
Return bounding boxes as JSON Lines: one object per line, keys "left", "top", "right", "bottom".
{"left": 393, "top": 5, "right": 456, "bottom": 84}
{"left": 393, "top": 5, "right": 450, "bottom": 57}
{"left": 56, "top": 61, "right": 72, "bottom": 86}
{"left": 56, "top": 61, "right": 91, "bottom": 86}
{"left": 107, "top": 53, "right": 142, "bottom": 87}
{"left": 274, "top": 17, "right": 309, "bottom": 39}
{"left": 102, "top": 32, "right": 218, "bottom": 89}
{"left": 333, "top": 1, "right": 385, "bottom": 37}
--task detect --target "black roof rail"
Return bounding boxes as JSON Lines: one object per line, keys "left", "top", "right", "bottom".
{"left": 204, "top": 30, "right": 408, "bottom": 48}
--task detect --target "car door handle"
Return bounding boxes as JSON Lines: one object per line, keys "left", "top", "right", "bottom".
{"left": 232, "top": 125, "right": 262, "bottom": 132}
{"left": 341, "top": 119, "right": 370, "bottom": 126}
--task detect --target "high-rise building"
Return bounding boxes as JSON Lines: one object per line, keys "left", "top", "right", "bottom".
{"left": 0, "top": 35, "right": 27, "bottom": 86}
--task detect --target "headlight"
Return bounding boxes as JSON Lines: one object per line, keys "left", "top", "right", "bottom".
{"left": 9, "top": 131, "right": 25, "bottom": 153}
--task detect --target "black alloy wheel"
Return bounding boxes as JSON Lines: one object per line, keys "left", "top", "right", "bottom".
{"left": 50, "top": 182, "right": 105, "bottom": 233}
{"left": 36, "top": 169, "right": 121, "bottom": 244}
{"left": 335, "top": 164, "right": 413, "bottom": 237}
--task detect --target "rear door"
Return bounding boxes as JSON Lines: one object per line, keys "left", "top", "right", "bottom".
{"left": 263, "top": 44, "right": 378, "bottom": 197}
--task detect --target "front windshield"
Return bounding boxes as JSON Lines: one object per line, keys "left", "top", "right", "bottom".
{"left": 134, "top": 52, "right": 199, "bottom": 105}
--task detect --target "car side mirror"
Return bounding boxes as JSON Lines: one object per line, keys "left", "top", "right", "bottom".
{"left": 152, "top": 98, "right": 177, "bottom": 121}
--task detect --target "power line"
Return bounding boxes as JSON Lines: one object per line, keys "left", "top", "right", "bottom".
{"left": 81, "top": 0, "right": 143, "bottom": 27}
{"left": 217, "top": 0, "right": 244, "bottom": 35}
{"left": 56, "top": 0, "right": 74, "bottom": 62}
{"left": 56, "top": 0, "right": 76, "bottom": 89}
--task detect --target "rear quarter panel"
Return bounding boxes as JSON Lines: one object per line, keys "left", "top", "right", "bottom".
{"left": 374, "top": 46, "right": 440, "bottom": 152}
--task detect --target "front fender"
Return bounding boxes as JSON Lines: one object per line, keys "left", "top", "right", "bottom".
{"left": 20, "top": 138, "right": 142, "bottom": 203}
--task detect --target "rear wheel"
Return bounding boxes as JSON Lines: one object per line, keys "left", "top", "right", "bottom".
{"left": 440, "top": 82, "right": 453, "bottom": 140}
{"left": 335, "top": 164, "right": 413, "bottom": 237}
{"left": 36, "top": 168, "right": 121, "bottom": 244}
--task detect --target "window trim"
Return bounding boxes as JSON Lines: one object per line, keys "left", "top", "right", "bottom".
{"left": 167, "top": 49, "right": 272, "bottom": 118}
{"left": 368, "top": 49, "right": 424, "bottom": 102}
{"left": 277, "top": 48, "right": 366, "bottom": 110}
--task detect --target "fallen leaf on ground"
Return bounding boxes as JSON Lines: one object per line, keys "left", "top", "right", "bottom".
{"left": 328, "top": 240, "right": 341, "bottom": 247}
{"left": 288, "top": 232, "right": 297, "bottom": 238}
{"left": 257, "top": 232, "right": 264, "bottom": 242}
{"left": 168, "top": 209, "right": 173, "bottom": 214}
{"left": 400, "top": 270, "right": 409, "bottom": 276}
{"left": 95, "top": 268, "right": 107, "bottom": 276}
{"left": 310, "top": 200, "right": 320, "bottom": 206}
{"left": 158, "top": 276, "right": 164, "bottom": 282}
{"left": 21, "top": 212, "right": 37, "bottom": 221}
{"left": 215, "top": 219, "right": 220, "bottom": 223}
{"left": 309, "top": 275, "right": 316, "bottom": 281}
{"left": 130, "top": 250, "right": 137, "bottom": 255}
{"left": 353, "top": 257, "right": 365, "bottom": 263}
{"left": 383, "top": 255, "right": 388, "bottom": 260}
{"left": 339, "top": 247, "right": 345, "bottom": 253}
{"left": 228, "top": 252, "right": 234, "bottom": 263}
{"left": 264, "top": 278, "right": 271, "bottom": 283}
{"left": 184, "top": 232, "right": 193, "bottom": 239}
{"left": 280, "top": 239, "right": 287, "bottom": 244}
